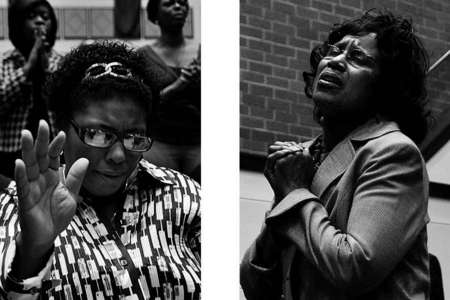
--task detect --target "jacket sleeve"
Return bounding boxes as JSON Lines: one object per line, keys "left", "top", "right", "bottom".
{"left": 266, "top": 139, "right": 428, "bottom": 294}
{"left": 240, "top": 223, "right": 283, "bottom": 300}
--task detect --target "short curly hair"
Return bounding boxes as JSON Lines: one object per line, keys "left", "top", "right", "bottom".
{"left": 303, "top": 10, "right": 430, "bottom": 144}
{"left": 47, "top": 41, "right": 157, "bottom": 132}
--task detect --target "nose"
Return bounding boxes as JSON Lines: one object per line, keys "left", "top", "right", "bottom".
{"left": 34, "top": 15, "right": 45, "bottom": 25}
{"left": 327, "top": 54, "right": 346, "bottom": 73}
{"left": 106, "top": 140, "right": 126, "bottom": 164}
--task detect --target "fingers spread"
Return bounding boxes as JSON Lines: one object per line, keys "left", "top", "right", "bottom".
{"left": 35, "top": 120, "right": 50, "bottom": 173}
{"left": 65, "top": 158, "right": 89, "bottom": 197}
{"left": 14, "top": 159, "right": 30, "bottom": 203}
{"left": 21, "top": 130, "right": 40, "bottom": 181}
{"left": 48, "top": 131, "right": 66, "bottom": 171}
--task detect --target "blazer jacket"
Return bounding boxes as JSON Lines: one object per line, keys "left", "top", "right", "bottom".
{"left": 240, "top": 118, "right": 430, "bottom": 300}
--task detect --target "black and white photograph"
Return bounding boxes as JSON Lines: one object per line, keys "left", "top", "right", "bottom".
{"left": 0, "top": 0, "right": 201, "bottom": 299}
{"left": 240, "top": 0, "right": 450, "bottom": 299}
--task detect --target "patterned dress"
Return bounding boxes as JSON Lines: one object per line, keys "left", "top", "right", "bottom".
{"left": 0, "top": 160, "right": 201, "bottom": 300}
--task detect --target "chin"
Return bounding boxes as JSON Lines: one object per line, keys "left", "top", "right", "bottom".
{"left": 83, "top": 174, "right": 125, "bottom": 197}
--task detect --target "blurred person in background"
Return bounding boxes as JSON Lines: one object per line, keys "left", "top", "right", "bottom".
{"left": 0, "top": 0, "right": 61, "bottom": 179}
{"left": 138, "top": 0, "right": 201, "bottom": 183}
{"left": 241, "top": 10, "right": 431, "bottom": 300}
{"left": 0, "top": 41, "right": 200, "bottom": 299}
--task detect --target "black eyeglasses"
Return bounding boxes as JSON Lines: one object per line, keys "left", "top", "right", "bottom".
{"left": 325, "top": 44, "right": 376, "bottom": 67}
{"left": 69, "top": 119, "right": 152, "bottom": 152}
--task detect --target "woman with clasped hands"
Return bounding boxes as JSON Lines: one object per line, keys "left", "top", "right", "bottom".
{"left": 0, "top": 41, "right": 201, "bottom": 299}
{"left": 241, "top": 10, "right": 430, "bottom": 300}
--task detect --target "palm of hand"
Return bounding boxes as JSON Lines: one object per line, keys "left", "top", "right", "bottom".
{"left": 19, "top": 169, "right": 77, "bottom": 247}
{"left": 15, "top": 121, "right": 89, "bottom": 250}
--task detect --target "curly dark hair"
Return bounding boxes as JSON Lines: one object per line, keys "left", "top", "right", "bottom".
{"left": 47, "top": 41, "right": 158, "bottom": 132}
{"left": 303, "top": 10, "right": 430, "bottom": 144}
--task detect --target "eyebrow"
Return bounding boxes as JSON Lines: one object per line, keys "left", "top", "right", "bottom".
{"left": 83, "top": 123, "right": 146, "bottom": 134}
{"left": 334, "top": 39, "right": 373, "bottom": 56}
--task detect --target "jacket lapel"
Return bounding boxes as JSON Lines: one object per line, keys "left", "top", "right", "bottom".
{"left": 310, "top": 117, "right": 400, "bottom": 199}
{"left": 310, "top": 138, "right": 355, "bottom": 198}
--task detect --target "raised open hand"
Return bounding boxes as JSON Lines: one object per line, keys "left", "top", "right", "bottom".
{"left": 14, "top": 120, "right": 89, "bottom": 259}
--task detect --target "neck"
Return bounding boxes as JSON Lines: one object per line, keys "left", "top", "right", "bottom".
{"left": 319, "top": 117, "right": 365, "bottom": 152}
{"left": 158, "top": 28, "right": 185, "bottom": 47}
{"left": 81, "top": 188, "right": 125, "bottom": 222}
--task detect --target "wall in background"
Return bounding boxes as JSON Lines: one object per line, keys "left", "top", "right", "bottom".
{"left": 240, "top": 0, "right": 450, "bottom": 156}
{"left": 0, "top": 0, "right": 200, "bottom": 53}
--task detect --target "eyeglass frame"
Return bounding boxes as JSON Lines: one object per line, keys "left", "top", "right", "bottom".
{"left": 69, "top": 119, "right": 153, "bottom": 153}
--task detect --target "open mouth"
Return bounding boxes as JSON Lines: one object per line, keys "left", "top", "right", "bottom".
{"left": 318, "top": 72, "right": 343, "bottom": 89}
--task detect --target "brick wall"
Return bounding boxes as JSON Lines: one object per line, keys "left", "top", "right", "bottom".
{"left": 240, "top": 0, "right": 450, "bottom": 157}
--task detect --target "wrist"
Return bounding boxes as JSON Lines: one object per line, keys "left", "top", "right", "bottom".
{"left": 12, "top": 233, "right": 54, "bottom": 279}
{"left": 22, "top": 64, "right": 32, "bottom": 79}
{"left": 176, "top": 75, "right": 190, "bottom": 87}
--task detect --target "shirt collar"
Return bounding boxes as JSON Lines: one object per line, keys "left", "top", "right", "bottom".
{"left": 132, "top": 159, "right": 178, "bottom": 186}
{"left": 4, "top": 49, "right": 24, "bottom": 61}
{"left": 4, "top": 48, "right": 58, "bottom": 62}
{"left": 348, "top": 116, "right": 400, "bottom": 142}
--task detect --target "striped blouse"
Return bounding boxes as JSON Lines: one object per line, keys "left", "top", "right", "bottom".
{"left": 0, "top": 160, "right": 201, "bottom": 299}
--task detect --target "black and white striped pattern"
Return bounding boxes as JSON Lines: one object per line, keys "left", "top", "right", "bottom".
{"left": 0, "top": 160, "right": 201, "bottom": 299}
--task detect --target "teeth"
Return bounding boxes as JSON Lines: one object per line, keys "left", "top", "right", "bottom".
{"left": 320, "top": 74, "right": 341, "bottom": 86}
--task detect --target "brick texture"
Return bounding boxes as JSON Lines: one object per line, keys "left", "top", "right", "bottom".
{"left": 240, "top": 0, "right": 450, "bottom": 156}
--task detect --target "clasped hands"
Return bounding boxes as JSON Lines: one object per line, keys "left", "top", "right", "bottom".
{"left": 24, "top": 26, "right": 51, "bottom": 78}
{"left": 264, "top": 141, "right": 315, "bottom": 204}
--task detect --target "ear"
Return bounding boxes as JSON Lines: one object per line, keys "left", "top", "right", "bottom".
{"left": 303, "top": 71, "right": 315, "bottom": 98}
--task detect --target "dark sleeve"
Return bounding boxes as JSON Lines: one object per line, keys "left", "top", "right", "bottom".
{"left": 240, "top": 224, "right": 283, "bottom": 300}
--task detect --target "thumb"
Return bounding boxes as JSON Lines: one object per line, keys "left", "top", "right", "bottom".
{"left": 65, "top": 158, "right": 89, "bottom": 195}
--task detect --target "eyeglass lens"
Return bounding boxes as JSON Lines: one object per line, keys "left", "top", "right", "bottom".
{"left": 80, "top": 128, "right": 150, "bottom": 151}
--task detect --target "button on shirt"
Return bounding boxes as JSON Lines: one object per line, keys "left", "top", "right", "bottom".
{"left": 0, "top": 49, "right": 61, "bottom": 152}
{"left": 0, "top": 160, "right": 201, "bottom": 299}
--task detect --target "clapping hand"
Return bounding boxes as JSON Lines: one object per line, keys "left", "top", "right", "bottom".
{"left": 180, "top": 55, "right": 201, "bottom": 84}
{"left": 24, "top": 26, "right": 50, "bottom": 78}
{"left": 160, "top": 56, "right": 201, "bottom": 102}
{"left": 264, "top": 141, "right": 315, "bottom": 203}
{"left": 13, "top": 120, "right": 89, "bottom": 277}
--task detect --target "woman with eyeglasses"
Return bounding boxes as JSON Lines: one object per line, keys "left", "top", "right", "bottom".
{"left": 241, "top": 10, "right": 430, "bottom": 300}
{"left": 0, "top": 41, "right": 200, "bottom": 299}
{"left": 138, "top": 0, "right": 201, "bottom": 183}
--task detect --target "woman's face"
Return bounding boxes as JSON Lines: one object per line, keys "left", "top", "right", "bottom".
{"left": 23, "top": 4, "right": 52, "bottom": 49}
{"left": 157, "top": 0, "right": 189, "bottom": 29}
{"left": 312, "top": 33, "right": 380, "bottom": 123}
{"left": 63, "top": 96, "right": 147, "bottom": 197}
